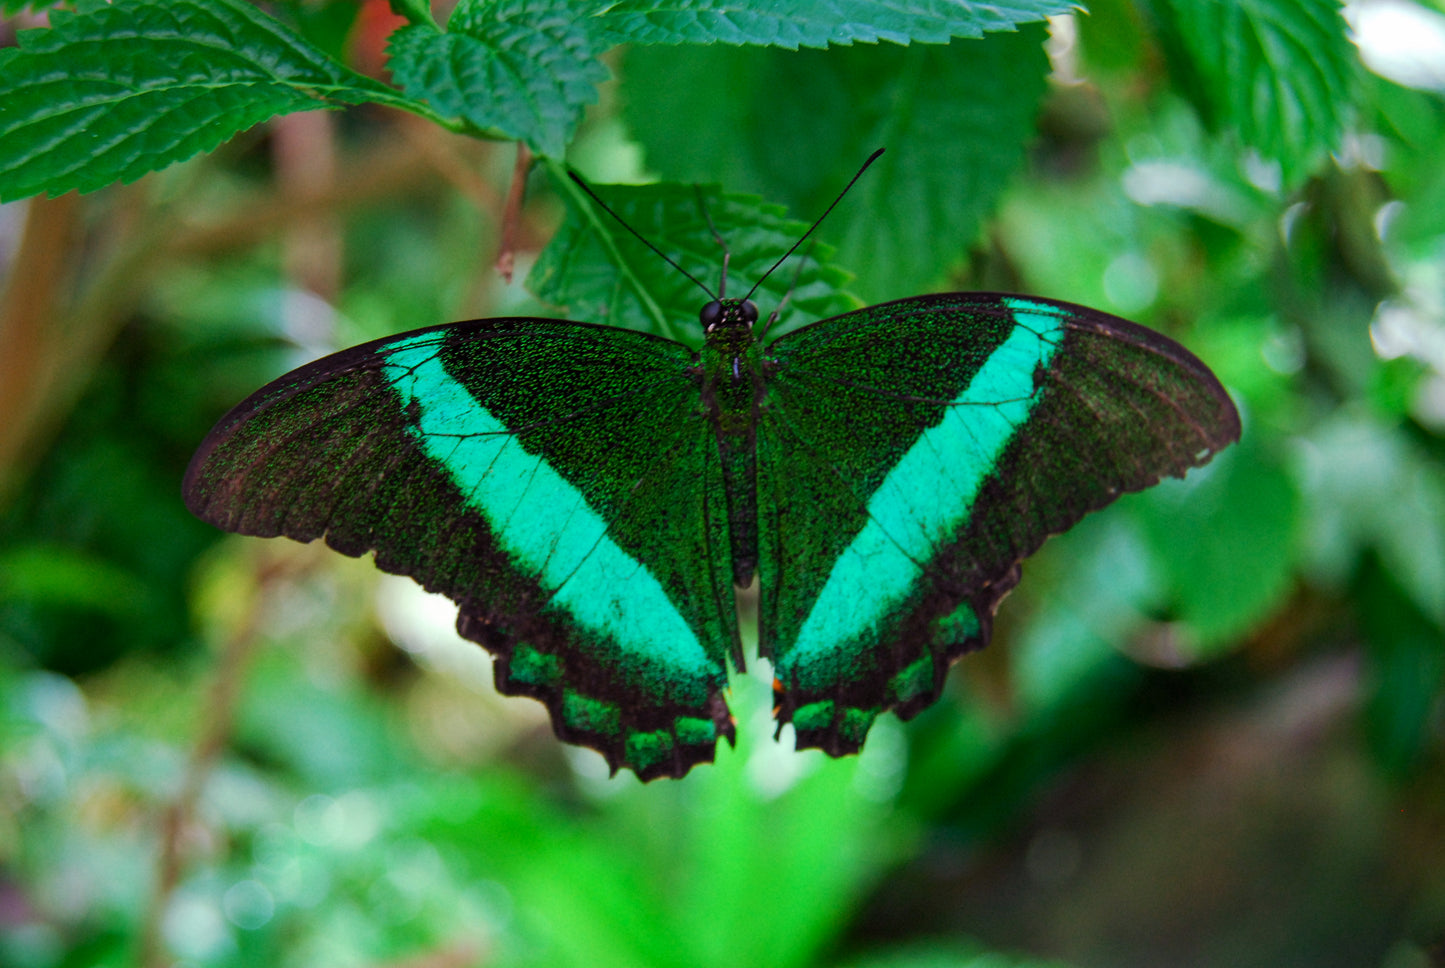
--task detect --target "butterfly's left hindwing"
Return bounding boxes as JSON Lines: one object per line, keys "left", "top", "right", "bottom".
{"left": 758, "top": 294, "right": 1240, "bottom": 754}
{"left": 185, "top": 319, "right": 738, "bottom": 780}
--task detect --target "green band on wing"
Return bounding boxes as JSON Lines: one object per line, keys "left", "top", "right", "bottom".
{"left": 382, "top": 334, "right": 713, "bottom": 686}
{"left": 783, "top": 299, "right": 1065, "bottom": 685}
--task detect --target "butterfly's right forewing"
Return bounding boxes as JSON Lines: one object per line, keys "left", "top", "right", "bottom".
{"left": 757, "top": 294, "right": 1239, "bottom": 755}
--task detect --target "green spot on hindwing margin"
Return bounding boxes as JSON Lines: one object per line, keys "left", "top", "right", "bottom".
{"left": 789, "top": 701, "right": 876, "bottom": 745}
{"left": 625, "top": 730, "right": 674, "bottom": 772}
{"left": 508, "top": 643, "right": 562, "bottom": 688}
{"left": 562, "top": 690, "right": 621, "bottom": 736}
{"left": 675, "top": 716, "right": 717, "bottom": 745}
{"left": 622, "top": 720, "right": 718, "bottom": 772}
{"left": 781, "top": 298, "right": 1066, "bottom": 690}
{"left": 839, "top": 706, "right": 878, "bottom": 745}
{"left": 934, "top": 600, "right": 981, "bottom": 648}
{"left": 889, "top": 655, "right": 934, "bottom": 703}
{"left": 793, "top": 700, "right": 835, "bottom": 733}
{"left": 379, "top": 332, "right": 716, "bottom": 699}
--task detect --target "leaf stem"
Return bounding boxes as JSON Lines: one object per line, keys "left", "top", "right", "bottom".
{"left": 496, "top": 143, "right": 533, "bottom": 283}
{"left": 545, "top": 158, "right": 679, "bottom": 341}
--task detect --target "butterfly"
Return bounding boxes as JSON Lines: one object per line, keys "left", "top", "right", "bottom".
{"left": 184, "top": 157, "right": 1239, "bottom": 780}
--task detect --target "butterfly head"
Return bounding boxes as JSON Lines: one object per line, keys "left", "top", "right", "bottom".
{"left": 700, "top": 298, "right": 759, "bottom": 332}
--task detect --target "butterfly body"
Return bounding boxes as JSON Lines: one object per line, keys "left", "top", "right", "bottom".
{"left": 186, "top": 291, "right": 1239, "bottom": 779}
{"left": 699, "top": 298, "right": 767, "bottom": 586}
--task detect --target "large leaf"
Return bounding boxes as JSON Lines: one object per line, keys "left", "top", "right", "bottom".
{"left": 1134, "top": 438, "right": 1300, "bottom": 652}
{"left": 528, "top": 173, "right": 857, "bottom": 345}
{"left": 0, "top": 0, "right": 424, "bottom": 201}
{"left": 1296, "top": 414, "right": 1445, "bottom": 623}
{"left": 592, "top": 0, "right": 1075, "bottom": 47}
{"left": 1010, "top": 512, "right": 1156, "bottom": 714}
{"left": 1146, "top": 0, "right": 1356, "bottom": 183}
{"left": 1358, "top": 560, "right": 1445, "bottom": 776}
{"left": 386, "top": 0, "right": 608, "bottom": 157}
{"left": 409, "top": 678, "right": 903, "bottom": 968}
{"left": 624, "top": 28, "right": 1051, "bottom": 303}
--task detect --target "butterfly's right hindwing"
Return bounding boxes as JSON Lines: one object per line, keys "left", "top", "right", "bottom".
{"left": 185, "top": 319, "right": 738, "bottom": 780}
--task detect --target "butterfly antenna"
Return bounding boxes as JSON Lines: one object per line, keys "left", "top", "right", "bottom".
{"left": 695, "top": 183, "right": 731, "bottom": 298}
{"left": 568, "top": 170, "right": 718, "bottom": 301}
{"left": 743, "top": 147, "right": 885, "bottom": 304}
{"left": 759, "top": 238, "right": 816, "bottom": 341}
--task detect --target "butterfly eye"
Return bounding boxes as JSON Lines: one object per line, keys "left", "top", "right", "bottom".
{"left": 739, "top": 301, "right": 759, "bottom": 326}
{"left": 700, "top": 300, "right": 725, "bottom": 330}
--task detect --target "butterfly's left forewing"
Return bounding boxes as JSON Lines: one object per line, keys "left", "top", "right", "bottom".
{"left": 185, "top": 319, "right": 739, "bottom": 779}
{"left": 758, "top": 294, "right": 1240, "bottom": 754}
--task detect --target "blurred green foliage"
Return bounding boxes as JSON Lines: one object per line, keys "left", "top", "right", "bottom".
{"left": 2, "top": 1, "right": 1445, "bottom": 967}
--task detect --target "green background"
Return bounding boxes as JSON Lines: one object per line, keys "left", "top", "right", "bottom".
{"left": 2, "top": 0, "right": 1445, "bottom": 966}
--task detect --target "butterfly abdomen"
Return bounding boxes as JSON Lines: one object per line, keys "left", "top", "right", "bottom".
{"left": 700, "top": 321, "right": 768, "bottom": 587}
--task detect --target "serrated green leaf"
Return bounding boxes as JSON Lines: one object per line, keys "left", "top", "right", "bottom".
{"left": 0, "top": 0, "right": 424, "bottom": 201}
{"left": 1148, "top": 0, "right": 1356, "bottom": 183}
{"left": 593, "top": 0, "right": 1075, "bottom": 48}
{"left": 386, "top": 0, "right": 608, "bottom": 157}
{"left": 617, "top": 44, "right": 758, "bottom": 186}
{"left": 624, "top": 28, "right": 1051, "bottom": 302}
{"left": 528, "top": 170, "right": 857, "bottom": 345}
{"left": 824, "top": 32, "right": 1050, "bottom": 300}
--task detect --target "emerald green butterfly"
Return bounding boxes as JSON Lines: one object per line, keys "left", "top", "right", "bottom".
{"left": 184, "top": 169, "right": 1239, "bottom": 780}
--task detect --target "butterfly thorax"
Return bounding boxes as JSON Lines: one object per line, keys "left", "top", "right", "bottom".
{"left": 699, "top": 303, "right": 765, "bottom": 586}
